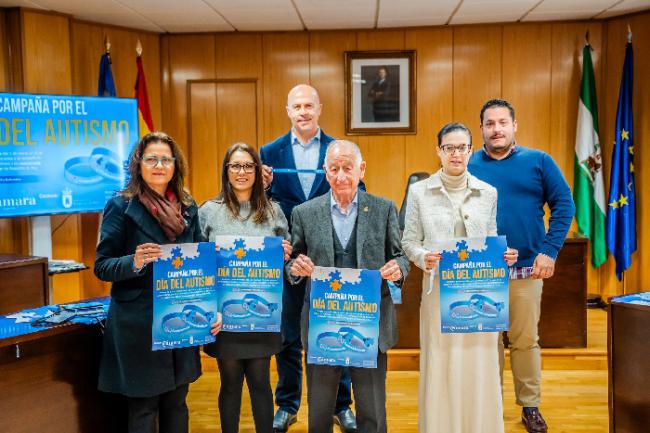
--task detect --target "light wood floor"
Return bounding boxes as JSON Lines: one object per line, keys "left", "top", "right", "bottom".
{"left": 188, "top": 309, "right": 608, "bottom": 432}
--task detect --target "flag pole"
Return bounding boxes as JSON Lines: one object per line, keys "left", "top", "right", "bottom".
{"left": 136, "top": 38, "right": 143, "bottom": 58}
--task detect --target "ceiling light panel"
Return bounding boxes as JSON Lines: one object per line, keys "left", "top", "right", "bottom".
{"left": 122, "top": 0, "right": 234, "bottom": 32}
{"left": 523, "top": 0, "right": 617, "bottom": 21}
{"left": 294, "top": 0, "right": 375, "bottom": 29}
{"left": 450, "top": 0, "right": 540, "bottom": 24}
{"left": 204, "top": 0, "right": 303, "bottom": 31}
{"left": 18, "top": 0, "right": 163, "bottom": 31}
{"left": 379, "top": 0, "right": 459, "bottom": 27}
{"left": 597, "top": 0, "right": 650, "bottom": 18}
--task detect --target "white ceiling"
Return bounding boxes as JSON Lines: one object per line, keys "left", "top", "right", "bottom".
{"left": 0, "top": 0, "right": 648, "bottom": 33}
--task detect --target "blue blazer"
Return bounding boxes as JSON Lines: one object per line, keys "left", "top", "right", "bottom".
{"left": 260, "top": 130, "right": 365, "bottom": 224}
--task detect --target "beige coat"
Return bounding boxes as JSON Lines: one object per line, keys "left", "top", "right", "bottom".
{"left": 401, "top": 169, "right": 504, "bottom": 433}
{"left": 401, "top": 169, "right": 498, "bottom": 274}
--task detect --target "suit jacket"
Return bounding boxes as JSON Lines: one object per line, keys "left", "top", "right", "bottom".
{"left": 94, "top": 195, "right": 202, "bottom": 398}
{"left": 289, "top": 190, "right": 410, "bottom": 353}
{"left": 260, "top": 130, "right": 334, "bottom": 223}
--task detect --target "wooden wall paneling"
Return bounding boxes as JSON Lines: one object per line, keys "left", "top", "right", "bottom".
{"left": 216, "top": 81, "right": 258, "bottom": 200}
{"left": 308, "top": 31, "right": 356, "bottom": 139}
{"left": 187, "top": 80, "right": 258, "bottom": 205}
{"left": 70, "top": 21, "right": 111, "bottom": 299}
{"left": 70, "top": 21, "right": 103, "bottom": 96}
{"left": 261, "top": 32, "right": 309, "bottom": 144}
{"left": 21, "top": 11, "right": 72, "bottom": 94}
{"left": 355, "top": 30, "right": 406, "bottom": 204}
{"left": 452, "top": 25, "right": 502, "bottom": 148}
{"left": 502, "top": 24, "right": 552, "bottom": 155}
{"left": 160, "top": 35, "right": 171, "bottom": 132}
{"left": 549, "top": 23, "right": 603, "bottom": 187}
{"left": 100, "top": 27, "right": 136, "bottom": 97}
{"left": 215, "top": 34, "right": 262, "bottom": 79}
{"left": 163, "top": 35, "right": 215, "bottom": 161}
{"left": 188, "top": 81, "right": 218, "bottom": 205}
{"left": 0, "top": 9, "right": 29, "bottom": 256}
{"left": 215, "top": 34, "right": 263, "bottom": 153}
{"left": 550, "top": 22, "right": 604, "bottom": 294}
{"left": 602, "top": 13, "right": 650, "bottom": 295}
{"left": 0, "top": 10, "right": 7, "bottom": 91}
{"left": 5, "top": 9, "right": 24, "bottom": 92}
{"left": 627, "top": 13, "right": 650, "bottom": 294}
{"left": 404, "top": 28, "right": 453, "bottom": 179}
{"left": 216, "top": 81, "right": 258, "bottom": 148}
{"left": 21, "top": 11, "right": 83, "bottom": 302}
{"left": 0, "top": 10, "right": 13, "bottom": 254}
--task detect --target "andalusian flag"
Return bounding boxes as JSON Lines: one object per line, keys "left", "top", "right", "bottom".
{"left": 574, "top": 43, "right": 606, "bottom": 268}
{"left": 135, "top": 55, "right": 154, "bottom": 136}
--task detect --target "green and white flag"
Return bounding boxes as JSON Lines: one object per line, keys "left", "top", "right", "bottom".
{"left": 574, "top": 44, "right": 606, "bottom": 268}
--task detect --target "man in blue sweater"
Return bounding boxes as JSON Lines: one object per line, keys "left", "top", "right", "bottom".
{"left": 468, "top": 99, "right": 575, "bottom": 433}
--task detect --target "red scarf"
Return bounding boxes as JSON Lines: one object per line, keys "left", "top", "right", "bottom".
{"left": 138, "top": 186, "right": 186, "bottom": 241}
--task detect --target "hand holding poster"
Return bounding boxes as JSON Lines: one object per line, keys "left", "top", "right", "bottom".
{"left": 308, "top": 266, "right": 381, "bottom": 368}
{"left": 214, "top": 236, "right": 284, "bottom": 332}
{"left": 152, "top": 242, "right": 219, "bottom": 350}
{"left": 437, "top": 236, "right": 509, "bottom": 333}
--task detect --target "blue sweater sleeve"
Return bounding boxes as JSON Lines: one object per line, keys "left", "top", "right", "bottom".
{"left": 539, "top": 153, "right": 575, "bottom": 259}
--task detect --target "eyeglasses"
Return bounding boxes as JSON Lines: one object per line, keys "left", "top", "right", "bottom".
{"left": 439, "top": 144, "right": 472, "bottom": 155}
{"left": 227, "top": 163, "right": 257, "bottom": 174}
{"left": 141, "top": 156, "right": 176, "bottom": 168}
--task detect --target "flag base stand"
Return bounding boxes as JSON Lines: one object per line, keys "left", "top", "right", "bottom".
{"left": 587, "top": 293, "right": 607, "bottom": 309}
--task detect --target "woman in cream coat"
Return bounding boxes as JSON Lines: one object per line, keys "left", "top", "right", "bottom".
{"left": 402, "top": 122, "right": 517, "bottom": 433}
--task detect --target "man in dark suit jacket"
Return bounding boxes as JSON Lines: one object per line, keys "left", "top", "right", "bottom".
{"left": 289, "top": 140, "right": 409, "bottom": 433}
{"left": 260, "top": 84, "right": 356, "bottom": 432}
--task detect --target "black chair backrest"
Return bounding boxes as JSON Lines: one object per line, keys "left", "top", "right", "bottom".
{"left": 398, "top": 172, "right": 429, "bottom": 231}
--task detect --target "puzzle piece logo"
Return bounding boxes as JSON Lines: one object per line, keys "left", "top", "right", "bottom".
{"left": 329, "top": 270, "right": 343, "bottom": 292}
{"left": 234, "top": 238, "right": 247, "bottom": 259}
{"left": 456, "top": 239, "right": 470, "bottom": 261}
{"left": 171, "top": 246, "right": 184, "bottom": 269}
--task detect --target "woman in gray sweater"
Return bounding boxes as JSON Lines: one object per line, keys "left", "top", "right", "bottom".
{"left": 199, "top": 142, "right": 291, "bottom": 433}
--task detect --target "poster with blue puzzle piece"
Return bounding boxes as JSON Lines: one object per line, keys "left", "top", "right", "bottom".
{"left": 308, "top": 266, "right": 381, "bottom": 368}
{"left": 214, "top": 236, "right": 284, "bottom": 333}
{"left": 152, "top": 242, "right": 218, "bottom": 350}
{"left": 437, "top": 235, "right": 509, "bottom": 333}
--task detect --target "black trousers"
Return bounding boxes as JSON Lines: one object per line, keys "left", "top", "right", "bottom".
{"left": 126, "top": 384, "right": 189, "bottom": 433}
{"left": 218, "top": 357, "right": 274, "bottom": 433}
{"left": 306, "top": 352, "right": 387, "bottom": 433}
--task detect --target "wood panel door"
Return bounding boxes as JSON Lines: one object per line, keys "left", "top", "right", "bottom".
{"left": 188, "top": 80, "right": 258, "bottom": 205}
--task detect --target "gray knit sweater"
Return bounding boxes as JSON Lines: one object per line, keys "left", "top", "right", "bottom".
{"left": 198, "top": 198, "right": 289, "bottom": 360}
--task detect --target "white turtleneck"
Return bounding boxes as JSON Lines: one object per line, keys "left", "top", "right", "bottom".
{"left": 440, "top": 169, "right": 469, "bottom": 237}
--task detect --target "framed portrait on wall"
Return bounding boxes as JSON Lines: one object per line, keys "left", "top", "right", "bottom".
{"left": 344, "top": 50, "right": 416, "bottom": 135}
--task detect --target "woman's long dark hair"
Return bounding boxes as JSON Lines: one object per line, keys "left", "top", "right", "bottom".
{"left": 122, "top": 131, "right": 193, "bottom": 206}
{"left": 219, "top": 142, "right": 274, "bottom": 224}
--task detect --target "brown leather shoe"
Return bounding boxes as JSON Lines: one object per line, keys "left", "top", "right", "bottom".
{"left": 521, "top": 408, "right": 548, "bottom": 433}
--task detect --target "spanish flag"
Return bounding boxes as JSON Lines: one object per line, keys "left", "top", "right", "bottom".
{"left": 135, "top": 55, "right": 154, "bottom": 136}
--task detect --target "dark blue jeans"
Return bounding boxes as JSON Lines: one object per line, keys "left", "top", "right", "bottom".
{"left": 275, "top": 278, "right": 352, "bottom": 415}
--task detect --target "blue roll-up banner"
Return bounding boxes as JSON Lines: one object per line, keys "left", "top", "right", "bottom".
{"left": 152, "top": 242, "right": 219, "bottom": 350}
{"left": 0, "top": 93, "right": 138, "bottom": 218}
{"left": 214, "top": 236, "right": 284, "bottom": 333}
{"left": 438, "top": 235, "right": 509, "bottom": 333}
{"left": 308, "top": 266, "right": 381, "bottom": 368}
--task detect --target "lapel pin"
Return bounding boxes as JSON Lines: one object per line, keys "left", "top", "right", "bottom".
{"left": 363, "top": 206, "right": 369, "bottom": 212}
